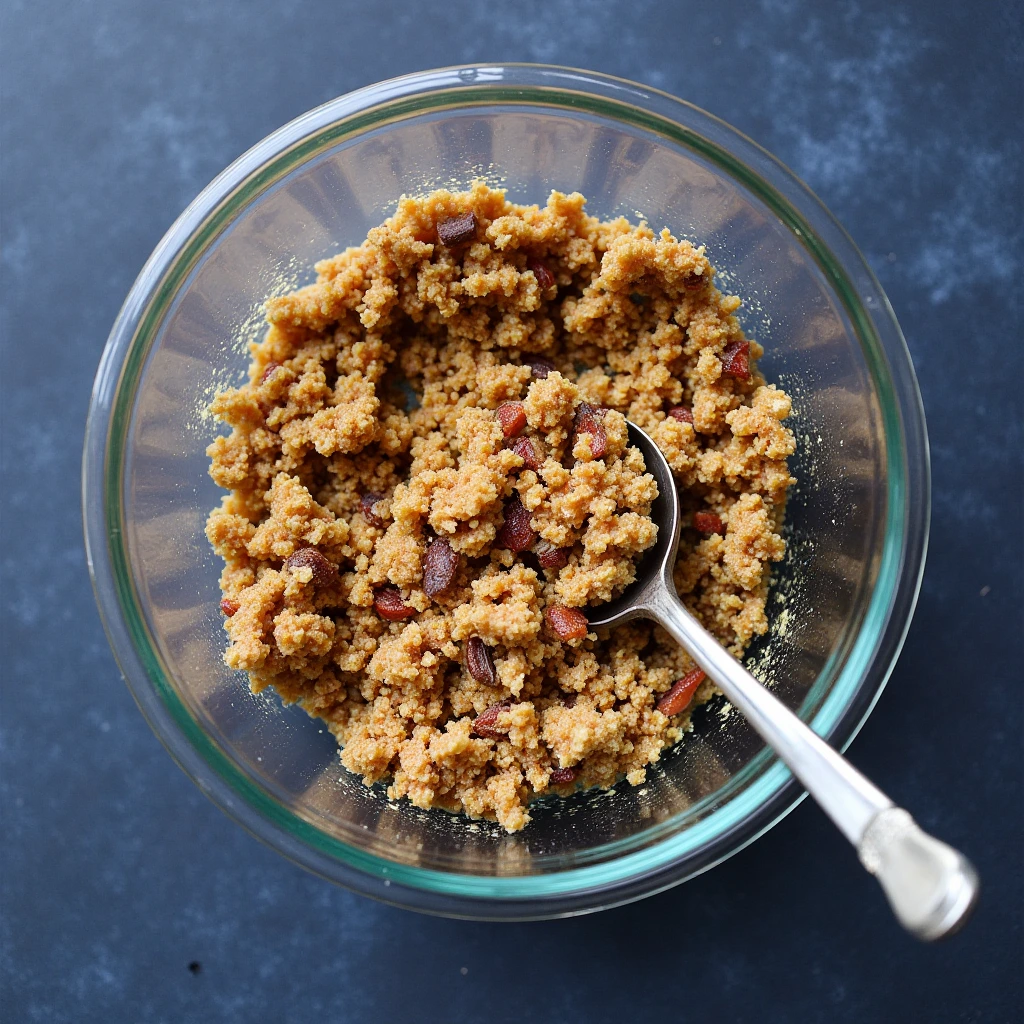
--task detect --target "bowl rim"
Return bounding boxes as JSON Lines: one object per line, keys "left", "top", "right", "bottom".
{"left": 82, "top": 63, "right": 930, "bottom": 919}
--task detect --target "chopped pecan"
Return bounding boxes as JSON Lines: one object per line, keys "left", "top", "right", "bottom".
{"left": 496, "top": 402, "right": 527, "bottom": 438}
{"left": 527, "top": 257, "right": 556, "bottom": 291}
{"left": 511, "top": 435, "right": 543, "bottom": 470}
{"left": 373, "top": 585, "right": 416, "bottom": 622}
{"left": 283, "top": 547, "right": 337, "bottom": 587}
{"left": 466, "top": 636, "right": 496, "bottom": 685}
{"left": 534, "top": 540, "right": 569, "bottom": 570}
{"left": 572, "top": 402, "right": 607, "bottom": 459}
{"left": 472, "top": 701, "right": 511, "bottom": 739}
{"left": 422, "top": 536, "right": 458, "bottom": 597}
{"left": 436, "top": 211, "right": 476, "bottom": 247}
{"left": 693, "top": 511, "right": 725, "bottom": 535}
{"left": 220, "top": 598, "right": 239, "bottom": 616}
{"left": 525, "top": 356, "right": 555, "bottom": 379}
{"left": 721, "top": 340, "right": 751, "bottom": 380}
{"left": 667, "top": 405, "right": 694, "bottom": 424}
{"left": 259, "top": 362, "right": 281, "bottom": 383}
{"left": 682, "top": 271, "right": 707, "bottom": 291}
{"left": 544, "top": 605, "right": 589, "bottom": 641}
{"left": 360, "top": 492, "right": 386, "bottom": 528}
{"left": 550, "top": 767, "right": 577, "bottom": 784}
{"left": 496, "top": 493, "right": 535, "bottom": 553}
{"left": 656, "top": 668, "right": 706, "bottom": 716}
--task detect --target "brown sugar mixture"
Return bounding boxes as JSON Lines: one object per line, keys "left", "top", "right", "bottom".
{"left": 206, "top": 184, "right": 795, "bottom": 832}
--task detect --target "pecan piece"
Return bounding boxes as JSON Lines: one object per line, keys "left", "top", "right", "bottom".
{"left": 525, "top": 356, "right": 555, "bottom": 379}
{"left": 360, "top": 492, "right": 386, "bottom": 528}
{"left": 572, "top": 402, "right": 608, "bottom": 459}
{"left": 283, "top": 547, "right": 337, "bottom": 587}
{"left": 656, "top": 668, "right": 706, "bottom": 716}
{"left": 682, "top": 271, "right": 707, "bottom": 291}
{"left": 550, "top": 766, "right": 577, "bottom": 785}
{"left": 466, "top": 636, "right": 496, "bottom": 685}
{"left": 544, "top": 605, "right": 589, "bottom": 641}
{"left": 693, "top": 511, "right": 725, "bottom": 535}
{"left": 496, "top": 402, "right": 527, "bottom": 438}
{"left": 259, "top": 362, "right": 281, "bottom": 383}
{"left": 220, "top": 598, "right": 239, "bottom": 617}
{"left": 511, "top": 435, "right": 543, "bottom": 471}
{"left": 721, "top": 340, "right": 751, "bottom": 380}
{"left": 527, "top": 257, "right": 556, "bottom": 291}
{"left": 496, "top": 493, "right": 536, "bottom": 553}
{"left": 423, "top": 536, "right": 458, "bottom": 597}
{"left": 534, "top": 540, "right": 569, "bottom": 570}
{"left": 667, "top": 405, "right": 694, "bottom": 424}
{"left": 373, "top": 585, "right": 416, "bottom": 622}
{"left": 436, "top": 211, "right": 476, "bottom": 247}
{"left": 472, "top": 701, "right": 511, "bottom": 739}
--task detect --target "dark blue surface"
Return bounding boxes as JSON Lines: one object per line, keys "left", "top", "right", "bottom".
{"left": 2, "top": 2, "right": 1021, "bottom": 1021}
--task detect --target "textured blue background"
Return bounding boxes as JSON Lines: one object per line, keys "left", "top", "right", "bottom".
{"left": 2, "top": 1, "right": 1021, "bottom": 1021}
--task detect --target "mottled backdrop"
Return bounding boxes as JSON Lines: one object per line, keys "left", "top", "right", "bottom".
{"left": 2, "top": 1, "right": 1020, "bottom": 1021}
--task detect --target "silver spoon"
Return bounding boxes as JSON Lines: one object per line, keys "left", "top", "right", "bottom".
{"left": 589, "top": 423, "right": 979, "bottom": 940}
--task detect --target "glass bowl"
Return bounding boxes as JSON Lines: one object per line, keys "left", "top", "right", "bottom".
{"left": 83, "top": 64, "right": 929, "bottom": 919}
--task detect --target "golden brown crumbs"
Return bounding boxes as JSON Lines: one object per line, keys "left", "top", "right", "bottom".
{"left": 206, "top": 184, "right": 795, "bottom": 832}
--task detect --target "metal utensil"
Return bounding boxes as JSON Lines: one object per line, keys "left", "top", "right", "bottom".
{"left": 589, "top": 423, "right": 978, "bottom": 940}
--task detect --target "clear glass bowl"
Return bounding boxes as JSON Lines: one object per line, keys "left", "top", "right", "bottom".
{"left": 83, "top": 65, "right": 929, "bottom": 919}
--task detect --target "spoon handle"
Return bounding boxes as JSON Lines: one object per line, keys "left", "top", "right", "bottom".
{"left": 649, "top": 588, "right": 979, "bottom": 940}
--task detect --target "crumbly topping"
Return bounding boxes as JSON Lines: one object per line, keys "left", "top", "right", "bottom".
{"left": 206, "top": 184, "right": 795, "bottom": 831}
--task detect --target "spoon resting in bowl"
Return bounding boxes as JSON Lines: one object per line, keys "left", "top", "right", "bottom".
{"left": 594, "top": 423, "right": 978, "bottom": 940}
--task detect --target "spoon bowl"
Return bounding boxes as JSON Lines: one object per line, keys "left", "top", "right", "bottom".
{"left": 587, "top": 423, "right": 682, "bottom": 630}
